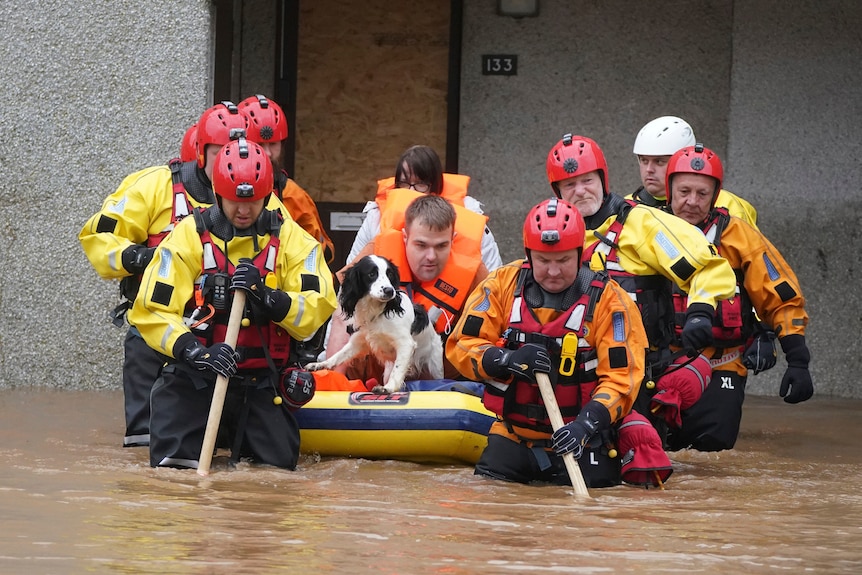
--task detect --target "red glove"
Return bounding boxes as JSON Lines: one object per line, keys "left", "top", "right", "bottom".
{"left": 649, "top": 353, "right": 711, "bottom": 428}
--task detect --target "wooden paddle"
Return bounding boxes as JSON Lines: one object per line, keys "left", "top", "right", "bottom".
{"left": 197, "top": 290, "right": 246, "bottom": 477}
{"left": 536, "top": 372, "right": 590, "bottom": 498}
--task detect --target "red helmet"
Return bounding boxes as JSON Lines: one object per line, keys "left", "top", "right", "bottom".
{"left": 523, "top": 198, "right": 585, "bottom": 255}
{"left": 665, "top": 143, "right": 723, "bottom": 208}
{"left": 239, "top": 94, "right": 288, "bottom": 143}
{"left": 195, "top": 101, "right": 248, "bottom": 168}
{"left": 546, "top": 134, "right": 609, "bottom": 196}
{"left": 212, "top": 138, "right": 273, "bottom": 202}
{"left": 180, "top": 123, "right": 197, "bottom": 163}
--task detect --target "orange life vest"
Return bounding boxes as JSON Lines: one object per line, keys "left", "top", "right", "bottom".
{"left": 671, "top": 208, "right": 754, "bottom": 347}
{"left": 374, "top": 173, "right": 470, "bottom": 221}
{"left": 483, "top": 264, "right": 606, "bottom": 432}
{"left": 373, "top": 188, "right": 485, "bottom": 336}
{"left": 276, "top": 172, "right": 335, "bottom": 264}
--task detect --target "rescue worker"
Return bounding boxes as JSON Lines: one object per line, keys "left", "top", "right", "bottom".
{"left": 631, "top": 116, "right": 777, "bottom": 377}
{"left": 240, "top": 94, "right": 335, "bottom": 363}
{"left": 239, "top": 94, "right": 335, "bottom": 264}
{"left": 629, "top": 115, "right": 758, "bottom": 226}
{"left": 180, "top": 123, "right": 197, "bottom": 163}
{"left": 545, "top": 134, "right": 738, "bottom": 445}
{"left": 328, "top": 193, "right": 489, "bottom": 381}
{"left": 346, "top": 144, "right": 502, "bottom": 272}
{"left": 664, "top": 144, "right": 813, "bottom": 451}
{"left": 79, "top": 101, "right": 248, "bottom": 447}
{"left": 445, "top": 198, "right": 649, "bottom": 487}
{"left": 128, "top": 138, "right": 336, "bottom": 469}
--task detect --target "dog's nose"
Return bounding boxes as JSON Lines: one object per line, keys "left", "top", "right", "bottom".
{"left": 382, "top": 286, "right": 395, "bottom": 299}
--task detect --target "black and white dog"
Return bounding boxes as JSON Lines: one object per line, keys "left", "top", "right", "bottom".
{"left": 307, "top": 255, "right": 444, "bottom": 394}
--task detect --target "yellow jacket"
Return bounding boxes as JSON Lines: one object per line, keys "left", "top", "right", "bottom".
{"left": 79, "top": 165, "right": 213, "bottom": 280}
{"left": 585, "top": 199, "right": 737, "bottom": 310}
{"left": 80, "top": 163, "right": 308, "bottom": 281}
{"left": 446, "top": 261, "right": 647, "bottom": 436}
{"left": 128, "top": 209, "right": 336, "bottom": 359}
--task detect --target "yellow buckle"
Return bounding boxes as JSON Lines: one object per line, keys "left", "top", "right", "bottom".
{"left": 559, "top": 332, "right": 578, "bottom": 376}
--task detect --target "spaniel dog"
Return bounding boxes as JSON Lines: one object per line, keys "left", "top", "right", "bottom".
{"left": 307, "top": 255, "right": 444, "bottom": 393}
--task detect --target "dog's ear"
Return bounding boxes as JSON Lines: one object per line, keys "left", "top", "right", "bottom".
{"left": 384, "top": 257, "right": 401, "bottom": 289}
{"left": 383, "top": 292, "right": 405, "bottom": 318}
{"left": 380, "top": 257, "right": 406, "bottom": 318}
{"left": 339, "top": 261, "right": 367, "bottom": 319}
{"left": 410, "top": 303, "right": 432, "bottom": 336}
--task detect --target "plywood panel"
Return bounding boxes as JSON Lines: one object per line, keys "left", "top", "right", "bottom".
{"left": 294, "top": 0, "right": 450, "bottom": 203}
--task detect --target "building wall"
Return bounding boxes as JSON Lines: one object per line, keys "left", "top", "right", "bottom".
{"left": 0, "top": 0, "right": 213, "bottom": 389}
{"left": 1, "top": 0, "right": 859, "bottom": 399}
{"left": 724, "top": 1, "right": 862, "bottom": 397}
{"left": 459, "top": 0, "right": 862, "bottom": 398}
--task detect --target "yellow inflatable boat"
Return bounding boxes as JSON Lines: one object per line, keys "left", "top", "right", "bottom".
{"left": 295, "top": 385, "right": 495, "bottom": 465}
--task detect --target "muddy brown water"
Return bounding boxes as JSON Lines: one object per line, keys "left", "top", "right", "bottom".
{"left": 1, "top": 388, "right": 860, "bottom": 574}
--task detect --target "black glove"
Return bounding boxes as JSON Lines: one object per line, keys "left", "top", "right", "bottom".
{"left": 742, "top": 329, "right": 778, "bottom": 375}
{"left": 182, "top": 340, "right": 239, "bottom": 378}
{"left": 481, "top": 343, "right": 551, "bottom": 383}
{"left": 121, "top": 244, "right": 156, "bottom": 274}
{"left": 551, "top": 400, "right": 610, "bottom": 458}
{"left": 230, "top": 259, "right": 291, "bottom": 322}
{"left": 779, "top": 334, "right": 813, "bottom": 404}
{"left": 680, "top": 303, "right": 715, "bottom": 351}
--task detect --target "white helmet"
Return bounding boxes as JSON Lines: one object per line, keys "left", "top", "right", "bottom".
{"left": 633, "top": 116, "right": 696, "bottom": 156}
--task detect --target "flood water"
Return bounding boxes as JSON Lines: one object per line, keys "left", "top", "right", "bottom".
{"left": 1, "top": 388, "right": 860, "bottom": 575}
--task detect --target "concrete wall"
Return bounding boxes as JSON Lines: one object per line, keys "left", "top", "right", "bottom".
{"left": 459, "top": 0, "right": 862, "bottom": 398}
{"left": 2, "top": 0, "right": 859, "bottom": 400}
{"left": 0, "top": 0, "right": 212, "bottom": 389}
{"left": 725, "top": 1, "right": 862, "bottom": 397}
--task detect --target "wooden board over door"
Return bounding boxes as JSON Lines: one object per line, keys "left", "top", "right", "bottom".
{"left": 293, "top": 0, "right": 451, "bottom": 204}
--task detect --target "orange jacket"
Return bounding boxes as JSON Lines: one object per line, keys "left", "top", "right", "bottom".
{"left": 278, "top": 177, "right": 335, "bottom": 264}
{"left": 683, "top": 213, "right": 808, "bottom": 375}
{"left": 445, "top": 261, "right": 647, "bottom": 442}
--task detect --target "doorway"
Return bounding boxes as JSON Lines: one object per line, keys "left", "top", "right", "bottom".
{"left": 214, "top": 0, "right": 461, "bottom": 272}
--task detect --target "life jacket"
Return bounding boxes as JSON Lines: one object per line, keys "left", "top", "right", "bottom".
{"left": 374, "top": 173, "right": 470, "bottom": 216}
{"left": 118, "top": 160, "right": 210, "bottom": 315}
{"left": 582, "top": 199, "right": 675, "bottom": 350}
{"left": 147, "top": 159, "right": 202, "bottom": 247}
{"left": 184, "top": 208, "right": 292, "bottom": 370}
{"left": 373, "top": 188, "right": 486, "bottom": 336}
{"left": 671, "top": 208, "right": 755, "bottom": 348}
{"left": 483, "top": 264, "right": 607, "bottom": 433}
{"left": 274, "top": 170, "right": 335, "bottom": 264}
{"left": 374, "top": 228, "right": 480, "bottom": 337}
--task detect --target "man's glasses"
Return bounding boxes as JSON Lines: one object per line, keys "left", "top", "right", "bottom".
{"left": 396, "top": 181, "right": 431, "bottom": 193}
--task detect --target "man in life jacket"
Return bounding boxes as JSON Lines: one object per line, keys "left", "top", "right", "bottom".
{"left": 128, "top": 138, "right": 336, "bottom": 469}
{"left": 629, "top": 115, "right": 759, "bottom": 227}
{"left": 328, "top": 193, "right": 489, "bottom": 382}
{"left": 239, "top": 94, "right": 335, "bottom": 265}
{"left": 446, "top": 198, "right": 652, "bottom": 488}
{"left": 546, "top": 133, "right": 738, "bottom": 444}
{"left": 663, "top": 144, "right": 813, "bottom": 451}
{"left": 345, "top": 144, "right": 502, "bottom": 272}
{"left": 79, "top": 101, "right": 249, "bottom": 448}
{"left": 631, "top": 117, "right": 779, "bottom": 387}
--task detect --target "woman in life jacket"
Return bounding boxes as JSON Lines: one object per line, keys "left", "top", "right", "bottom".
{"left": 345, "top": 145, "right": 502, "bottom": 272}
